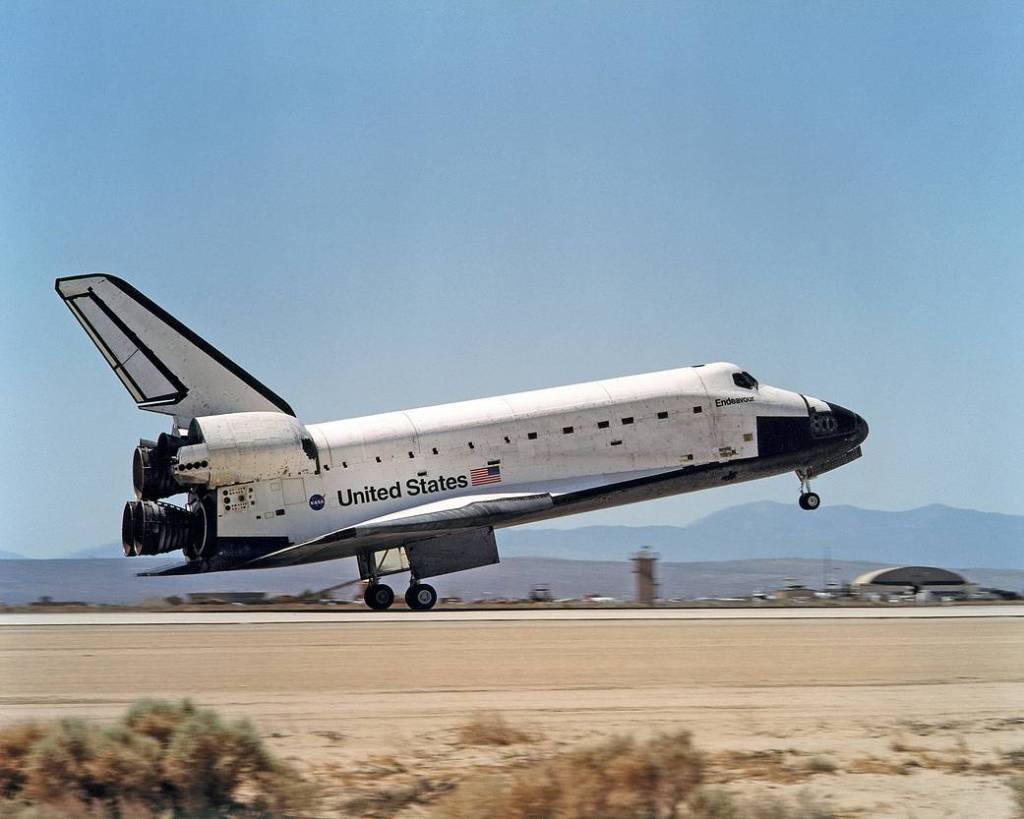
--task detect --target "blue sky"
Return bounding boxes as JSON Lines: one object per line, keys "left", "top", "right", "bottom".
{"left": 2, "top": 2, "right": 1022, "bottom": 557}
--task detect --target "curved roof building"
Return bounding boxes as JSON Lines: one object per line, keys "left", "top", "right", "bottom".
{"left": 852, "top": 566, "right": 967, "bottom": 593}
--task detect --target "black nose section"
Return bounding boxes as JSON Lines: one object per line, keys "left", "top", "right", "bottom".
{"left": 855, "top": 413, "right": 869, "bottom": 444}
{"left": 825, "top": 402, "right": 869, "bottom": 446}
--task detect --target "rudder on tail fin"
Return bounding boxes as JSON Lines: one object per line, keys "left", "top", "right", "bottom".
{"left": 55, "top": 274, "right": 294, "bottom": 427}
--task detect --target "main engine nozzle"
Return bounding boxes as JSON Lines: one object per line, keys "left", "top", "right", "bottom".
{"left": 122, "top": 499, "right": 208, "bottom": 557}
{"left": 133, "top": 434, "right": 184, "bottom": 500}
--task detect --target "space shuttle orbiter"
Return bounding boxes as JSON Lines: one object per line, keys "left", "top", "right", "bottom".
{"left": 56, "top": 274, "right": 868, "bottom": 610}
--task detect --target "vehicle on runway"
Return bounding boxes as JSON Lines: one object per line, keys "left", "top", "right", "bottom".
{"left": 56, "top": 274, "right": 868, "bottom": 610}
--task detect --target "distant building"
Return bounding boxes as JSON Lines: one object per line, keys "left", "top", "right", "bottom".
{"left": 186, "top": 592, "right": 268, "bottom": 604}
{"left": 772, "top": 582, "right": 816, "bottom": 602}
{"left": 29, "top": 596, "right": 87, "bottom": 607}
{"left": 529, "top": 584, "right": 554, "bottom": 602}
{"left": 851, "top": 566, "right": 969, "bottom": 599}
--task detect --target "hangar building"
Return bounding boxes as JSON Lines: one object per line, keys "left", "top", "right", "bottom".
{"left": 851, "top": 566, "right": 970, "bottom": 599}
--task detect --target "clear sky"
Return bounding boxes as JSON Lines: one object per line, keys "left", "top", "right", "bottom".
{"left": 2, "top": 2, "right": 1022, "bottom": 557}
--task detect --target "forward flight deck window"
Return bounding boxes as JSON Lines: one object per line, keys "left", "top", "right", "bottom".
{"left": 733, "top": 371, "right": 759, "bottom": 389}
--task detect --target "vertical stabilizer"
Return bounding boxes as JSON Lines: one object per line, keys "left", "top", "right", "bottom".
{"left": 55, "top": 274, "right": 294, "bottom": 427}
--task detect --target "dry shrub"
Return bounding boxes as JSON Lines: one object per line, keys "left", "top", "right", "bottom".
{"left": 692, "top": 788, "right": 741, "bottom": 819}
{"left": 437, "top": 730, "right": 703, "bottom": 818}
{"left": 457, "top": 711, "right": 536, "bottom": 746}
{"left": 733, "top": 791, "right": 837, "bottom": 819}
{"left": 1004, "top": 747, "right": 1024, "bottom": 770}
{"left": 804, "top": 756, "right": 837, "bottom": 774}
{"left": 123, "top": 698, "right": 196, "bottom": 746}
{"left": 709, "top": 749, "right": 802, "bottom": 784}
{"left": 23, "top": 719, "right": 163, "bottom": 805}
{"left": 0, "top": 700, "right": 314, "bottom": 818}
{"left": 694, "top": 789, "right": 838, "bottom": 819}
{"left": 846, "top": 755, "right": 907, "bottom": 776}
{"left": 1009, "top": 775, "right": 1024, "bottom": 817}
{"left": 889, "top": 734, "right": 912, "bottom": 753}
{"left": 0, "top": 724, "right": 46, "bottom": 799}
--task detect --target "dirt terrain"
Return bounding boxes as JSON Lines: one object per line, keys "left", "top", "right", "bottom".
{"left": 2, "top": 614, "right": 1022, "bottom": 817}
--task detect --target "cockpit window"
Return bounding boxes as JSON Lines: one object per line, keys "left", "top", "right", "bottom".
{"left": 732, "top": 371, "right": 758, "bottom": 389}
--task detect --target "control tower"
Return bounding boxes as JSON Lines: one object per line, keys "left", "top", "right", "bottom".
{"left": 631, "top": 546, "right": 659, "bottom": 605}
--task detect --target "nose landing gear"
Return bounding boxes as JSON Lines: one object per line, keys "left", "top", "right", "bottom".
{"left": 796, "top": 472, "right": 821, "bottom": 511}
{"left": 798, "top": 491, "right": 820, "bottom": 510}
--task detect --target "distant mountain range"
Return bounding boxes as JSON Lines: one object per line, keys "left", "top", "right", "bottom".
{"left": 1, "top": 502, "right": 1021, "bottom": 605}
{"left": 6, "top": 502, "right": 1023, "bottom": 569}
{"left": 500, "top": 502, "right": 1024, "bottom": 569}
{"left": 1, "top": 556, "right": 1021, "bottom": 606}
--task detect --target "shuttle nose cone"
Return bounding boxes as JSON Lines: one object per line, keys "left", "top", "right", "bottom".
{"left": 826, "top": 402, "right": 869, "bottom": 447}
{"left": 855, "top": 412, "right": 869, "bottom": 445}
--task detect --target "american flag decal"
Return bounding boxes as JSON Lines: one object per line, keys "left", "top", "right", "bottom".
{"left": 470, "top": 464, "right": 502, "bottom": 486}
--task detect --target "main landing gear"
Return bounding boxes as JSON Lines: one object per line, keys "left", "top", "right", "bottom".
{"left": 405, "top": 582, "right": 438, "bottom": 611}
{"left": 363, "top": 580, "right": 438, "bottom": 611}
{"left": 796, "top": 472, "right": 821, "bottom": 511}
{"left": 364, "top": 582, "right": 395, "bottom": 611}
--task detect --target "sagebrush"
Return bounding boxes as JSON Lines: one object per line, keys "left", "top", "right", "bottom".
{"left": 437, "top": 730, "right": 703, "bottom": 818}
{"left": 0, "top": 699, "right": 313, "bottom": 818}
{"left": 457, "top": 711, "right": 536, "bottom": 746}
{"left": 437, "top": 727, "right": 838, "bottom": 819}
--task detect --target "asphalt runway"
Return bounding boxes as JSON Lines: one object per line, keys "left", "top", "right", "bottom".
{"left": 0, "top": 603, "right": 1021, "bottom": 626}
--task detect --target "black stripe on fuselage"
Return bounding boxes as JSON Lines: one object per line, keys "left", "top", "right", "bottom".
{"left": 756, "top": 415, "right": 814, "bottom": 459}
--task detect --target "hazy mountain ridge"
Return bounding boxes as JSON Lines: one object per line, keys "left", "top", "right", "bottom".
{"left": 13, "top": 502, "right": 1024, "bottom": 569}
{"left": 501, "top": 502, "right": 1024, "bottom": 568}
{"left": 3, "top": 502, "right": 1020, "bottom": 605}
{"left": 2, "top": 556, "right": 1021, "bottom": 606}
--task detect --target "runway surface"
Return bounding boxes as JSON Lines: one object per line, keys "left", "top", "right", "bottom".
{"left": 2, "top": 602, "right": 1022, "bottom": 626}
{"left": 2, "top": 608, "right": 1022, "bottom": 816}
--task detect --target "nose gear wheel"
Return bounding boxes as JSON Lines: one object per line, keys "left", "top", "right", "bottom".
{"left": 799, "top": 492, "right": 820, "bottom": 510}
{"left": 796, "top": 472, "right": 821, "bottom": 511}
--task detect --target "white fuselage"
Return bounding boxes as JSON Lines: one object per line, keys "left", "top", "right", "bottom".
{"left": 203, "top": 362, "right": 824, "bottom": 547}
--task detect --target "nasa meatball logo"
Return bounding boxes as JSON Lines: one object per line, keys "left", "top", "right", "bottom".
{"left": 308, "top": 494, "right": 325, "bottom": 511}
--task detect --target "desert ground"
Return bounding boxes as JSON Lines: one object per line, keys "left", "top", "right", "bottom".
{"left": 1, "top": 610, "right": 1022, "bottom": 817}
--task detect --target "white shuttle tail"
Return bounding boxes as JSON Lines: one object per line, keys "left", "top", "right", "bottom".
{"left": 55, "top": 274, "right": 294, "bottom": 427}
